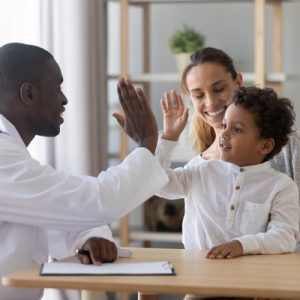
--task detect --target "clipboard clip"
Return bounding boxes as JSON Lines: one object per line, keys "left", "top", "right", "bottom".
{"left": 162, "top": 261, "right": 174, "bottom": 272}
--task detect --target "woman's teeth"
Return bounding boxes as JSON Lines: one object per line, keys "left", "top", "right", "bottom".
{"left": 206, "top": 107, "right": 225, "bottom": 117}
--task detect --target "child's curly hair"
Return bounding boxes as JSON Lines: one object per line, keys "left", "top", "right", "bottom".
{"left": 233, "top": 86, "right": 295, "bottom": 162}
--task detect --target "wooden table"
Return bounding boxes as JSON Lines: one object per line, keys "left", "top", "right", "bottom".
{"left": 2, "top": 247, "right": 300, "bottom": 300}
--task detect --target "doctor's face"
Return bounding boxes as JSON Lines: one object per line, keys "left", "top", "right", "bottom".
{"left": 35, "top": 58, "right": 68, "bottom": 137}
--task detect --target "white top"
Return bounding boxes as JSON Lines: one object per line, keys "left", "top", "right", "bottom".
{"left": 0, "top": 114, "right": 168, "bottom": 300}
{"left": 156, "top": 137, "right": 300, "bottom": 255}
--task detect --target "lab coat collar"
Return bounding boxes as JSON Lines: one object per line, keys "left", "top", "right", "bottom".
{"left": 0, "top": 114, "right": 27, "bottom": 148}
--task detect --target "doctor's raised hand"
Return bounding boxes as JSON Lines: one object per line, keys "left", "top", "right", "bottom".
{"left": 160, "top": 90, "right": 189, "bottom": 141}
{"left": 113, "top": 78, "right": 158, "bottom": 154}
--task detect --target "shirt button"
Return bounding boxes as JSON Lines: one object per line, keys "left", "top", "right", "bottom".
{"left": 240, "top": 168, "right": 245, "bottom": 172}
{"left": 235, "top": 185, "right": 240, "bottom": 190}
{"left": 230, "top": 205, "right": 235, "bottom": 211}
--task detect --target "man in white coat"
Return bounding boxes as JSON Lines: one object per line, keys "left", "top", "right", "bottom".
{"left": 0, "top": 42, "right": 168, "bottom": 300}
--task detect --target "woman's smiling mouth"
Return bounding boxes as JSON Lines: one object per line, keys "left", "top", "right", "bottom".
{"left": 205, "top": 106, "right": 226, "bottom": 117}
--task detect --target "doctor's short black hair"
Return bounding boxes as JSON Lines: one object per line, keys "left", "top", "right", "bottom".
{"left": 0, "top": 42, "right": 53, "bottom": 102}
{"left": 233, "top": 86, "right": 295, "bottom": 162}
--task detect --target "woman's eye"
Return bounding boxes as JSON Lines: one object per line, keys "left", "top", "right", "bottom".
{"left": 221, "top": 123, "right": 226, "bottom": 129}
{"left": 215, "top": 86, "right": 225, "bottom": 93}
{"left": 191, "top": 95, "right": 204, "bottom": 101}
{"left": 234, "top": 127, "right": 241, "bottom": 133}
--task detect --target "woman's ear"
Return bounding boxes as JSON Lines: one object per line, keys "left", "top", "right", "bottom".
{"left": 19, "top": 82, "right": 38, "bottom": 106}
{"left": 236, "top": 73, "right": 243, "bottom": 87}
{"left": 260, "top": 138, "right": 275, "bottom": 156}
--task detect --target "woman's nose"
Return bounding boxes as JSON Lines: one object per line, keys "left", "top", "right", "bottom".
{"left": 204, "top": 94, "right": 216, "bottom": 107}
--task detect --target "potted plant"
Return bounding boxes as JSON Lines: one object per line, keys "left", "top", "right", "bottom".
{"left": 169, "top": 25, "right": 205, "bottom": 73}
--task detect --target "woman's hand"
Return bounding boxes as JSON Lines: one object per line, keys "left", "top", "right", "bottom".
{"left": 160, "top": 90, "right": 189, "bottom": 141}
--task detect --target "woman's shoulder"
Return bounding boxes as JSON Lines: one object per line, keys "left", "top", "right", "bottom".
{"left": 270, "top": 130, "right": 300, "bottom": 179}
{"left": 274, "top": 130, "right": 300, "bottom": 158}
{"left": 289, "top": 130, "right": 300, "bottom": 146}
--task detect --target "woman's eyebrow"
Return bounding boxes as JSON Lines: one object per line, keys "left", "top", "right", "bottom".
{"left": 212, "top": 79, "right": 226, "bottom": 87}
{"left": 190, "top": 88, "right": 203, "bottom": 92}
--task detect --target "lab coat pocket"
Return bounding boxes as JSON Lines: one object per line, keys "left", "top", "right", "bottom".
{"left": 240, "top": 201, "right": 271, "bottom": 235}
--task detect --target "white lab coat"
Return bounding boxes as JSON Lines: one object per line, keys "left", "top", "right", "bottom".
{"left": 0, "top": 115, "right": 168, "bottom": 300}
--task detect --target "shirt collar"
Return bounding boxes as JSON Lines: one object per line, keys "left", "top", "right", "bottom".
{"left": 225, "top": 160, "right": 271, "bottom": 173}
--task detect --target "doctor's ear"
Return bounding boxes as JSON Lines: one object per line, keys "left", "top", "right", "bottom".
{"left": 20, "top": 82, "right": 38, "bottom": 106}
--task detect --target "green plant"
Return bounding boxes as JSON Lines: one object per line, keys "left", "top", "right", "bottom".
{"left": 169, "top": 25, "right": 205, "bottom": 54}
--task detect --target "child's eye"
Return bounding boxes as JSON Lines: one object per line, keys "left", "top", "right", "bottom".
{"left": 221, "top": 123, "right": 226, "bottom": 129}
{"left": 234, "top": 127, "right": 241, "bottom": 133}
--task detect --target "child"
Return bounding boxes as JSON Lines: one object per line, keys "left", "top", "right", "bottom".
{"left": 156, "top": 86, "right": 300, "bottom": 259}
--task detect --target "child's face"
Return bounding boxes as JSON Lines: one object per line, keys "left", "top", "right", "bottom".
{"left": 219, "top": 104, "right": 274, "bottom": 166}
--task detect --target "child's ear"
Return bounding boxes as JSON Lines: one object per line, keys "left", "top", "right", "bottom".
{"left": 260, "top": 138, "right": 275, "bottom": 155}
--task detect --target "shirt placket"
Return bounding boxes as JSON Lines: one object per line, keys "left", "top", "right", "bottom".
{"left": 226, "top": 167, "right": 246, "bottom": 229}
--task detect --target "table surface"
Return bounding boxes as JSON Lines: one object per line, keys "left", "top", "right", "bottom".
{"left": 2, "top": 247, "right": 300, "bottom": 298}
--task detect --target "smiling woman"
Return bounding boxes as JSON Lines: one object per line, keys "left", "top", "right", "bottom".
{"left": 180, "top": 47, "right": 242, "bottom": 158}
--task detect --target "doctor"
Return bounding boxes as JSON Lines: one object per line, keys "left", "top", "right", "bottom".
{"left": 0, "top": 42, "right": 168, "bottom": 300}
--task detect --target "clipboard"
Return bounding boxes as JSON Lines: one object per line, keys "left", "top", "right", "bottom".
{"left": 40, "top": 261, "right": 175, "bottom": 276}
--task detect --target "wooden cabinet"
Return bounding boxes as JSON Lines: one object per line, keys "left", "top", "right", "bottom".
{"left": 108, "top": 0, "right": 288, "bottom": 247}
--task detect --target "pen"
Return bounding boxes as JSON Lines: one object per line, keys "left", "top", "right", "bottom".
{"left": 76, "top": 249, "right": 91, "bottom": 257}
{"left": 76, "top": 248, "right": 132, "bottom": 258}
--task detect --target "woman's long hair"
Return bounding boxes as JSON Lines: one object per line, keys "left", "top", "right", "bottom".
{"left": 181, "top": 47, "right": 238, "bottom": 154}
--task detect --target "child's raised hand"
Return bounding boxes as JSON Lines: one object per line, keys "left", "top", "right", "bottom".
{"left": 206, "top": 240, "right": 243, "bottom": 259}
{"left": 160, "top": 90, "right": 189, "bottom": 141}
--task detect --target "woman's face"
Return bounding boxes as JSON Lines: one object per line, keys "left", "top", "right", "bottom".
{"left": 186, "top": 62, "right": 242, "bottom": 130}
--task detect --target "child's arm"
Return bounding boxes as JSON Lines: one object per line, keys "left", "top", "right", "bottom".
{"left": 160, "top": 90, "right": 189, "bottom": 141}
{"left": 153, "top": 91, "right": 193, "bottom": 200}
{"left": 155, "top": 136, "right": 192, "bottom": 200}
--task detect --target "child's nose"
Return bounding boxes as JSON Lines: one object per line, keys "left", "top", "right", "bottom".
{"left": 221, "top": 129, "right": 229, "bottom": 140}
